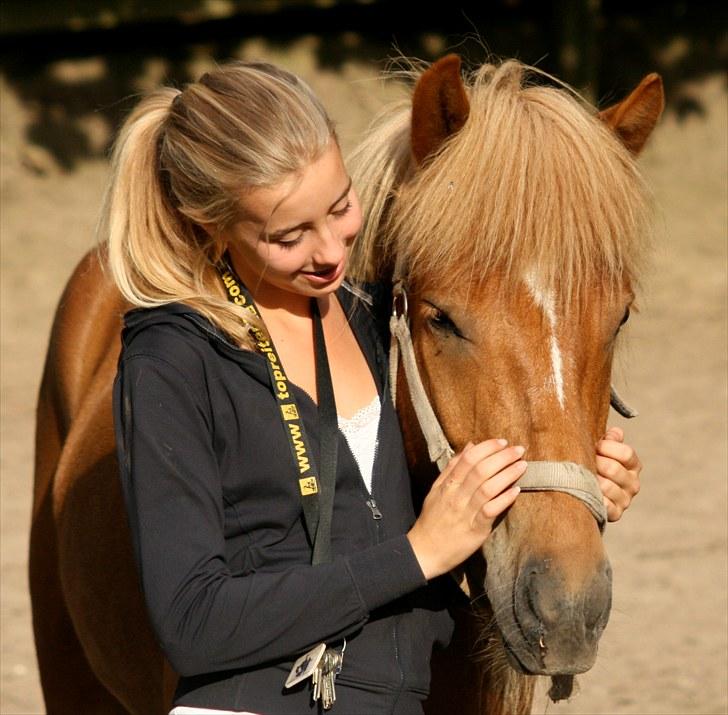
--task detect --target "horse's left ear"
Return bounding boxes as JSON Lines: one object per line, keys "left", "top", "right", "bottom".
{"left": 411, "top": 54, "right": 471, "bottom": 166}
{"left": 599, "top": 73, "right": 664, "bottom": 155}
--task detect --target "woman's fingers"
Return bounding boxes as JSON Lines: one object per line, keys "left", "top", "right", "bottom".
{"left": 597, "top": 438, "right": 640, "bottom": 473}
{"left": 597, "top": 473, "right": 629, "bottom": 511}
{"left": 439, "top": 440, "right": 526, "bottom": 513}
{"left": 470, "top": 461, "right": 525, "bottom": 523}
{"left": 407, "top": 437, "right": 525, "bottom": 580}
{"left": 458, "top": 443, "right": 526, "bottom": 497}
{"left": 440, "top": 438, "right": 510, "bottom": 487}
{"left": 596, "top": 433, "right": 642, "bottom": 521}
{"left": 602, "top": 425, "right": 624, "bottom": 443}
{"left": 596, "top": 454, "right": 641, "bottom": 497}
{"left": 469, "top": 457, "right": 526, "bottom": 503}
{"left": 598, "top": 482, "right": 624, "bottom": 521}
{"left": 477, "top": 481, "right": 521, "bottom": 523}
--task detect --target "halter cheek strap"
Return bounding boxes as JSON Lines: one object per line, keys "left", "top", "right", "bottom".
{"left": 389, "top": 285, "right": 454, "bottom": 471}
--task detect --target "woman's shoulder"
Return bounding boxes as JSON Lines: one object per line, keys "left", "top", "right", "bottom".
{"left": 121, "top": 303, "right": 210, "bottom": 350}
{"left": 118, "top": 302, "right": 241, "bottom": 380}
{"left": 115, "top": 303, "right": 268, "bottom": 413}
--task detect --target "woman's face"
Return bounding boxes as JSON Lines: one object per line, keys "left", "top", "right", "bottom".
{"left": 224, "top": 141, "right": 362, "bottom": 309}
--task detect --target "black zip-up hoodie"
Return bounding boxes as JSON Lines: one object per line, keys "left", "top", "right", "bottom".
{"left": 113, "top": 284, "right": 454, "bottom": 714}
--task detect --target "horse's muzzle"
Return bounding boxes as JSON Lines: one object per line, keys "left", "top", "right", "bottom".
{"left": 502, "top": 556, "right": 613, "bottom": 675}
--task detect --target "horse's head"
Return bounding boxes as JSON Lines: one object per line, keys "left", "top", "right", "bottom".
{"left": 350, "top": 56, "right": 662, "bottom": 678}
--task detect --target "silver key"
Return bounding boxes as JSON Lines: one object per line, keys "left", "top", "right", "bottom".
{"left": 321, "top": 648, "right": 343, "bottom": 710}
{"left": 310, "top": 641, "right": 345, "bottom": 709}
{"left": 312, "top": 659, "right": 321, "bottom": 702}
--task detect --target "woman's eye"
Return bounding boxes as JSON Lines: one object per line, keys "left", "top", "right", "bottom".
{"left": 332, "top": 201, "right": 352, "bottom": 218}
{"left": 276, "top": 235, "right": 304, "bottom": 250}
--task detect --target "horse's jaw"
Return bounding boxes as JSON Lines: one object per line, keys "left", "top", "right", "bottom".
{"left": 481, "top": 491, "right": 612, "bottom": 677}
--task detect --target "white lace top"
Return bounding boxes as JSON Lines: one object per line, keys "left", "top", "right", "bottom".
{"left": 337, "top": 394, "right": 381, "bottom": 493}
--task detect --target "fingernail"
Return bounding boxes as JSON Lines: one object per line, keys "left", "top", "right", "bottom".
{"left": 514, "top": 445, "right": 526, "bottom": 456}
{"left": 513, "top": 486, "right": 521, "bottom": 494}
{"left": 496, "top": 438, "right": 508, "bottom": 447}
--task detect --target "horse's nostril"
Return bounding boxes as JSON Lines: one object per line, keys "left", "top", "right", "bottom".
{"left": 512, "top": 560, "right": 556, "bottom": 649}
{"left": 526, "top": 568, "right": 561, "bottom": 628}
{"left": 584, "top": 561, "right": 613, "bottom": 633}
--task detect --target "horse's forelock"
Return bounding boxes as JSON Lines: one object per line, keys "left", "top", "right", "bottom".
{"left": 349, "top": 59, "right": 653, "bottom": 303}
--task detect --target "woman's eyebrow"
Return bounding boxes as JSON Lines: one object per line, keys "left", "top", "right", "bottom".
{"left": 267, "top": 178, "right": 352, "bottom": 240}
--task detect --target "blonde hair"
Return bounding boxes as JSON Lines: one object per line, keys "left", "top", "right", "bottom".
{"left": 102, "top": 61, "right": 336, "bottom": 347}
{"left": 348, "top": 59, "right": 653, "bottom": 304}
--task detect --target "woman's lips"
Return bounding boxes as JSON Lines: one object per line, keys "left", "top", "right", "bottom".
{"left": 301, "top": 260, "right": 344, "bottom": 285}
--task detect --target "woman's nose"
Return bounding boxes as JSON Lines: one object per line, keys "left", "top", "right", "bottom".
{"left": 311, "top": 223, "right": 345, "bottom": 266}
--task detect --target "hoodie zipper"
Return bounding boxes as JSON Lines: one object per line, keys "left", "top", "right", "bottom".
{"left": 366, "top": 498, "right": 383, "bottom": 519}
{"left": 364, "top": 395, "right": 406, "bottom": 710}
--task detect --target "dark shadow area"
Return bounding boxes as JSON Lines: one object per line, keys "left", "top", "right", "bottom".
{"left": 1, "top": 0, "right": 725, "bottom": 170}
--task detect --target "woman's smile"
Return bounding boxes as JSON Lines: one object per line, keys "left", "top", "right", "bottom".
{"left": 300, "top": 258, "right": 346, "bottom": 284}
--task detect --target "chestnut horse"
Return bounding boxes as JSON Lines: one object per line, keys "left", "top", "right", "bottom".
{"left": 30, "top": 56, "right": 663, "bottom": 714}
{"left": 348, "top": 56, "right": 663, "bottom": 714}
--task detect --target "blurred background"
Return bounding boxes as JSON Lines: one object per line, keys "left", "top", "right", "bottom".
{"left": 1, "top": 2, "right": 726, "bottom": 713}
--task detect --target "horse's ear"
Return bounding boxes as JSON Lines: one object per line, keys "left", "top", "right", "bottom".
{"left": 599, "top": 73, "right": 664, "bottom": 155}
{"left": 411, "top": 54, "right": 470, "bottom": 166}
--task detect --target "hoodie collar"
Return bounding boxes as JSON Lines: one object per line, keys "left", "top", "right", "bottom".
{"left": 120, "top": 284, "right": 384, "bottom": 393}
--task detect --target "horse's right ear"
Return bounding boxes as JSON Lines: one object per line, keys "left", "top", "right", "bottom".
{"left": 411, "top": 54, "right": 471, "bottom": 166}
{"left": 598, "top": 73, "right": 664, "bottom": 155}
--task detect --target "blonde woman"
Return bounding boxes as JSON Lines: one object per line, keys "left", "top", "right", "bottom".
{"left": 108, "top": 61, "right": 641, "bottom": 714}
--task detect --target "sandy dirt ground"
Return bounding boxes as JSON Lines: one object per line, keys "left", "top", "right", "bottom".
{"left": 1, "top": 38, "right": 726, "bottom": 715}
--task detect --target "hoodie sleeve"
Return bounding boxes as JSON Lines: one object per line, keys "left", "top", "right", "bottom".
{"left": 113, "top": 352, "right": 426, "bottom": 677}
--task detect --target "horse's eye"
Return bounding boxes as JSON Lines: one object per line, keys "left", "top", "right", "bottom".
{"left": 431, "top": 310, "right": 454, "bottom": 330}
{"left": 427, "top": 307, "right": 464, "bottom": 338}
{"left": 619, "top": 307, "right": 631, "bottom": 328}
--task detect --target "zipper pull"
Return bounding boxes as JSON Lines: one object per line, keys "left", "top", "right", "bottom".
{"left": 366, "top": 499, "right": 383, "bottom": 520}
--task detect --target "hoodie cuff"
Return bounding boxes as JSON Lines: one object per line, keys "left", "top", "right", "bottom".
{"left": 345, "top": 535, "right": 427, "bottom": 612}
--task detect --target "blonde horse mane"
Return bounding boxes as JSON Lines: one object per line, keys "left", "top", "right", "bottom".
{"left": 347, "top": 58, "right": 653, "bottom": 303}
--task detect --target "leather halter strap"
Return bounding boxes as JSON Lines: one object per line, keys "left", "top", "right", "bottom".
{"left": 388, "top": 279, "right": 636, "bottom": 532}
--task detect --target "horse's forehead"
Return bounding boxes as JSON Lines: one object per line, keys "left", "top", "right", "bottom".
{"left": 417, "top": 270, "right": 625, "bottom": 317}
{"left": 523, "top": 271, "right": 557, "bottom": 320}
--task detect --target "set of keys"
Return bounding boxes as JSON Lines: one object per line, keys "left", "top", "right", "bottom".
{"left": 311, "top": 645, "right": 344, "bottom": 709}
{"left": 284, "top": 639, "right": 346, "bottom": 711}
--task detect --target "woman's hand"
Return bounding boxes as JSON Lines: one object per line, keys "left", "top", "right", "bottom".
{"left": 407, "top": 439, "right": 525, "bottom": 580}
{"left": 596, "top": 426, "right": 642, "bottom": 522}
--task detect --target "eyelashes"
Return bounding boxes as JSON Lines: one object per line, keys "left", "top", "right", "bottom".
{"left": 275, "top": 201, "right": 353, "bottom": 250}
{"left": 332, "top": 200, "right": 353, "bottom": 218}
{"left": 277, "top": 237, "right": 303, "bottom": 250}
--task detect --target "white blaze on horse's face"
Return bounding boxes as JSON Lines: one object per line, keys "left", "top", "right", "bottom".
{"left": 523, "top": 271, "right": 565, "bottom": 409}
